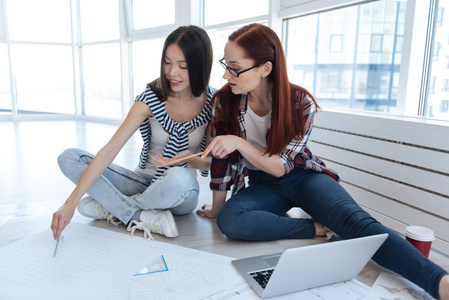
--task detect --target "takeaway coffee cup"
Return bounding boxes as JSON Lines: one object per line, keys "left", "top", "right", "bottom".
{"left": 405, "top": 226, "right": 435, "bottom": 258}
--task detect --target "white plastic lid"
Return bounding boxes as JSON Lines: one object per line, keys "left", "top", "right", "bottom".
{"left": 405, "top": 226, "right": 435, "bottom": 242}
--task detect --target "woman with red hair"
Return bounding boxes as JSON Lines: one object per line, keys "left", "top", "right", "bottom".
{"left": 198, "top": 23, "right": 449, "bottom": 299}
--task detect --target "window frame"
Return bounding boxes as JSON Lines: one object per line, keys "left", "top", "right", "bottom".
{"left": 0, "top": 0, "right": 5, "bottom": 40}
{"left": 124, "top": 0, "right": 196, "bottom": 41}
{"left": 0, "top": 0, "right": 447, "bottom": 126}
{"left": 279, "top": 0, "right": 441, "bottom": 121}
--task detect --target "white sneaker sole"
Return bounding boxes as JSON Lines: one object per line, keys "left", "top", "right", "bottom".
{"left": 161, "top": 210, "right": 179, "bottom": 238}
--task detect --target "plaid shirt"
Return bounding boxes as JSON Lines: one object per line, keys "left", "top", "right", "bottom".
{"left": 209, "top": 92, "right": 340, "bottom": 195}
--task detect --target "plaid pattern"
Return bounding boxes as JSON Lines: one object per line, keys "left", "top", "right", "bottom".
{"left": 210, "top": 92, "right": 339, "bottom": 195}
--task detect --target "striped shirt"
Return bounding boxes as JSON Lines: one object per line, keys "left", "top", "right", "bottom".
{"left": 209, "top": 92, "right": 340, "bottom": 195}
{"left": 135, "top": 85, "right": 216, "bottom": 182}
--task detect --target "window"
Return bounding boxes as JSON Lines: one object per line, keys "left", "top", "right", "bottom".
{"left": 129, "top": 0, "right": 175, "bottom": 30}
{"left": 433, "top": 42, "right": 441, "bottom": 61}
{"left": 204, "top": 0, "right": 270, "bottom": 88}
{"left": 82, "top": 44, "right": 121, "bottom": 118}
{"left": 437, "top": 7, "right": 444, "bottom": 27}
{"left": 426, "top": 0, "right": 449, "bottom": 119}
{"left": 0, "top": 43, "right": 11, "bottom": 114}
{"left": 131, "top": 38, "right": 164, "bottom": 97}
{"left": 0, "top": 0, "right": 447, "bottom": 123}
{"left": 429, "top": 76, "right": 436, "bottom": 94}
{"left": 370, "top": 34, "right": 383, "bottom": 53}
{"left": 11, "top": 44, "right": 74, "bottom": 114}
{"left": 79, "top": 0, "right": 119, "bottom": 43}
{"left": 208, "top": 26, "right": 243, "bottom": 89}
{"left": 203, "top": 0, "right": 269, "bottom": 26}
{"left": 284, "top": 0, "right": 405, "bottom": 113}
{"left": 207, "top": 23, "right": 270, "bottom": 89}
{"left": 0, "top": 0, "right": 5, "bottom": 39}
{"left": 443, "top": 79, "right": 449, "bottom": 92}
{"left": 441, "top": 100, "right": 449, "bottom": 112}
{"left": 330, "top": 35, "right": 343, "bottom": 52}
{"left": 395, "top": 35, "right": 403, "bottom": 53}
{"left": 7, "top": 0, "right": 71, "bottom": 43}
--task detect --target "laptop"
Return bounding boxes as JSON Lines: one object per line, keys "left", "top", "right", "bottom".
{"left": 231, "top": 233, "right": 388, "bottom": 298}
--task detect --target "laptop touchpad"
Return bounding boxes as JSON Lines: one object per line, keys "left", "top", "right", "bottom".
{"left": 263, "top": 254, "right": 281, "bottom": 267}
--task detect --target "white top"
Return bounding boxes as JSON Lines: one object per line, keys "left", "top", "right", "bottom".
{"left": 243, "top": 104, "right": 271, "bottom": 170}
{"left": 136, "top": 116, "right": 207, "bottom": 177}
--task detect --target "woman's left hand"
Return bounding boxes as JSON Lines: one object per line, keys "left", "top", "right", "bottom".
{"left": 153, "top": 151, "right": 192, "bottom": 167}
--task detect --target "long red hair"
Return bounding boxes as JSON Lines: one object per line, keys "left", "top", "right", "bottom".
{"left": 212, "top": 23, "right": 319, "bottom": 155}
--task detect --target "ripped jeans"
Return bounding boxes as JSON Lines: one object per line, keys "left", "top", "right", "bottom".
{"left": 57, "top": 148, "right": 199, "bottom": 224}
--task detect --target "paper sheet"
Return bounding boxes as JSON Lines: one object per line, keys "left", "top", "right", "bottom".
{"left": 364, "top": 271, "right": 435, "bottom": 300}
{"left": 0, "top": 222, "right": 370, "bottom": 300}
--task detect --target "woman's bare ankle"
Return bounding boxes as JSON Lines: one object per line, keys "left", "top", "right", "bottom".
{"left": 440, "top": 274, "right": 449, "bottom": 300}
{"left": 314, "top": 222, "right": 327, "bottom": 237}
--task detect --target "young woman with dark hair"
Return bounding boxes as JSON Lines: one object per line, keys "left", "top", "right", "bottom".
{"left": 51, "top": 25, "right": 215, "bottom": 241}
{"left": 198, "top": 23, "right": 449, "bottom": 299}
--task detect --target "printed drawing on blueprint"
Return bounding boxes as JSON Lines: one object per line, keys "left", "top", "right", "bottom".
{"left": 0, "top": 222, "right": 370, "bottom": 300}
{"left": 0, "top": 222, "right": 248, "bottom": 300}
{"left": 109, "top": 258, "right": 225, "bottom": 299}
{"left": 0, "top": 234, "right": 109, "bottom": 287}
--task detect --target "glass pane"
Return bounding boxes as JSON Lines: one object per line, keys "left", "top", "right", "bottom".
{"left": 425, "top": 0, "right": 449, "bottom": 120}
{"left": 131, "top": 0, "right": 175, "bottom": 30}
{"left": 285, "top": 1, "right": 405, "bottom": 113}
{"left": 11, "top": 44, "right": 74, "bottom": 114}
{"left": 207, "top": 27, "right": 240, "bottom": 89}
{"left": 0, "top": 3, "right": 5, "bottom": 38}
{"left": 0, "top": 44, "right": 11, "bottom": 114}
{"left": 204, "top": 0, "right": 269, "bottom": 26}
{"left": 132, "top": 39, "right": 164, "bottom": 97}
{"left": 80, "top": 0, "right": 119, "bottom": 43}
{"left": 82, "top": 43, "right": 121, "bottom": 118}
{"left": 7, "top": 0, "right": 71, "bottom": 43}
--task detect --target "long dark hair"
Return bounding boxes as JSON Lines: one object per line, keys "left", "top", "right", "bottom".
{"left": 149, "top": 25, "right": 213, "bottom": 101}
{"left": 212, "top": 23, "right": 319, "bottom": 155}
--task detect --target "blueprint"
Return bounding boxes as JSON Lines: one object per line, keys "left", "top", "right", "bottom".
{"left": 364, "top": 272, "right": 435, "bottom": 300}
{"left": 0, "top": 222, "right": 370, "bottom": 300}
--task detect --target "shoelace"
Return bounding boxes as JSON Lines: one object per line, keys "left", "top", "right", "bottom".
{"left": 95, "top": 205, "right": 121, "bottom": 226}
{"left": 106, "top": 214, "right": 121, "bottom": 226}
{"left": 126, "top": 212, "right": 166, "bottom": 241}
{"left": 127, "top": 220, "right": 155, "bottom": 241}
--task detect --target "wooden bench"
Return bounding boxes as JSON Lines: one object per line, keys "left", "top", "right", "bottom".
{"left": 309, "top": 110, "right": 449, "bottom": 255}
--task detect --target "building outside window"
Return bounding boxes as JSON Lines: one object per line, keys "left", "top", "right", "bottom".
{"left": 441, "top": 99, "right": 449, "bottom": 112}
{"left": 284, "top": 0, "right": 404, "bottom": 114}
{"left": 1, "top": 0, "right": 449, "bottom": 122}
{"left": 426, "top": 0, "right": 449, "bottom": 119}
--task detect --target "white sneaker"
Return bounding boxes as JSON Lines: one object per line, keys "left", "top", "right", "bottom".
{"left": 77, "top": 196, "right": 121, "bottom": 226}
{"left": 127, "top": 209, "right": 179, "bottom": 240}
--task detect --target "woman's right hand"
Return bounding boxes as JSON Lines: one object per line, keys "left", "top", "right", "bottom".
{"left": 51, "top": 201, "right": 77, "bottom": 240}
{"left": 196, "top": 203, "right": 219, "bottom": 218}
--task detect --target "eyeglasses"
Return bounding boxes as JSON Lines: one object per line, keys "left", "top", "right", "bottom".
{"left": 219, "top": 58, "right": 261, "bottom": 77}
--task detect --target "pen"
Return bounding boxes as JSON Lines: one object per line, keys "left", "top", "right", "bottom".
{"left": 156, "top": 152, "right": 203, "bottom": 167}
{"left": 53, "top": 237, "right": 61, "bottom": 257}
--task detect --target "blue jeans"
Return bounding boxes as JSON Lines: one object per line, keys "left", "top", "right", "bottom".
{"left": 58, "top": 148, "right": 199, "bottom": 224}
{"left": 216, "top": 168, "right": 447, "bottom": 298}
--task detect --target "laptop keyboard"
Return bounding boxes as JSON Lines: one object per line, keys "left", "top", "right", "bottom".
{"left": 249, "top": 269, "right": 274, "bottom": 289}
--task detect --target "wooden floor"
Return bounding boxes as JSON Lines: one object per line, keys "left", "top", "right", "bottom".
{"left": 1, "top": 119, "right": 448, "bottom": 290}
